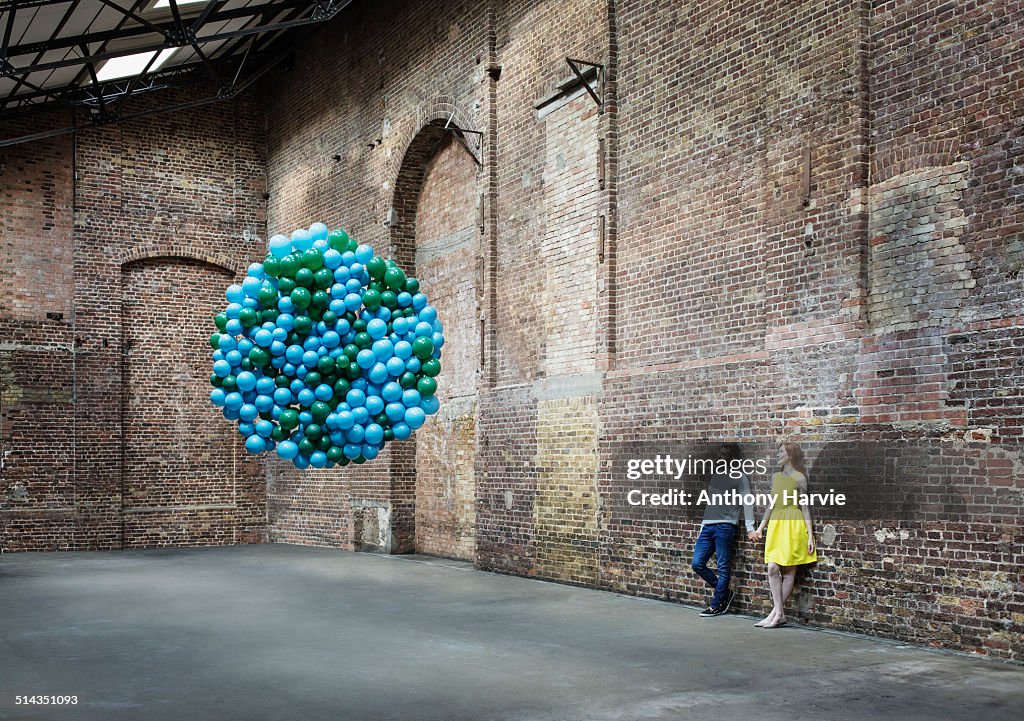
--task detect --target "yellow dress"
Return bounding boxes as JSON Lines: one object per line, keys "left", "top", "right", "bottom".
{"left": 764, "top": 471, "right": 818, "bottom": 566}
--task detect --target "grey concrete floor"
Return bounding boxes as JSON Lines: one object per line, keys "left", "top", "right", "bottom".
{"left": 1, "top": 545, "right": 1021, "bottom": 721}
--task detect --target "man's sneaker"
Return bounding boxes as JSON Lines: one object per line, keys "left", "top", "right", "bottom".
{"left": 699, "top": 605, "right": 718, "bottom": 617}
{"left": 720, "top": 589, "right": 736, "bottom": 614}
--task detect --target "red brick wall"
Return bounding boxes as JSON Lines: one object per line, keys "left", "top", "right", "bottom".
{"left": 1, "top": 88, "right": 268, "bottom": 551}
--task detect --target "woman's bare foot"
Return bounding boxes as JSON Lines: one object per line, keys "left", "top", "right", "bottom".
{"left": 754, "top": 611, "right": 779, "bottom": 627}
{"left": 763, "top": 615, "right": 787, "bottom": 628}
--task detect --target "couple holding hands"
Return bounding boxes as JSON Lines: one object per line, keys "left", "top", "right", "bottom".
{"left": 690, "top": 442, "right": 817, "bottom": 628}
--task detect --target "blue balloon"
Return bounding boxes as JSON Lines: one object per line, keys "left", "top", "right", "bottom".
{"left": 277, "top": 440, "right": 299, "bottom": 460}
{"left": 270, "top": 340, "right": 286, "bottom": 357}
{"left": 356, "top": 349, "right": 376, "bottom": 369}
{"left": 210, "top": 388, "right": 227, "bottom": 407}
{"left": 336, "top": 411, "right": 355, "bottom": 430}
{"left": 269, "top": 233, "right": 292, "bottom": 258}
{"left": 322, "top": 331, "right": 340, "bottom": 349}
{"left": 213, "top": 360, "right": 231, "bottom": 377}
{"left": 364, "top": 423, "right": 384, "bottom": 445}
{"left": 368, "top": 363, "right": 389, "bottom": 384}
{"left": 405, "top": 407, "right": 426, "bottom": 429}
{"left": 310, "top": 450, "right": 328, "bottom": 468}
{"left": 278, "top": 296, "right": 295, "bottom": 314}
{"left": 406, "top": 357, "right": 421, "bottom": 374}
{"left": 299, "top": 411, "right": 313, "bottom": 425}
{"left": 273, "top": 388, "right": 292, "bottom": 406}
{"left": 226, "top": 284, "right": 245, "bottom": 303}
{"left": 394, "top": 341, "right": 413, "bottom": 360}
{"left": 239, "top": 422, "right": 255, "bottom": 437}
{"left": 291, "top": 228, "right": 313, "bottom": 251}
{"left": 302, "top": 350, "right": 320, "bottom": 368}
{"left": 239, "top": 404, "right": 259, "bottom": 422}
{"left": 352, "top": 407, "right": 370, "bottom": 425}
{"left": 344, "top": 292, "right": 362, "bottom": 311}
{"left": 315, "top": 384, "right": 333, "bottom": 401}
{"left": 365, "top": 395, "right": 385, "bottom": 416}
{"left": 392, "top": 422, "right": 412, "bottom": 440}
{"left": 297, "top": 388, "right": 315, "bottom": 407}
{"left": 402, "top": 389, "right": 421, "bottom": 407}
{"left": 415, "top": 321, "right": 433, "bottom": 337}
{"left": 294, "top": 455, "right": 311, "bottom": 470}
{"left": 362, "top": 444, "right": 380, "bottom": 461}
{"left": 256, "top": 377, "right": 276, "bottom": 395}
{"left": 396, "top": 291, "right": 412, "bottom": 307}
{"left": 421, "top": 396, "right": 440, "bottom": 415}
{"left": 343, "top": 443, "right": 362, "bottom": 459}
{"left": 255, "top": 395, "right": 274, "bottom": 413}
{"left": 382, "top": 383, "right": 403, "bottom": 403}
{"left": 419, "top": 305, "right": 437, "bottom": 323}
{"left": 334, "top": 266, "right": 351, "bottom": 283}
{"left": 412, "top": 293, "right": 427, "bottom": 311}
{"left": 347, "top": 424, "right": 365, "bottom": 443}
{"left": 255, "top": 420, "right": 274, "bottom": 438}
{"left": 367, "top": 318, "right": 387, "bottom": 339}
{"left": 236, "top": 371, "right": 257, "bottom": 392}
{"left": 346, "top": 388, "right": 366, "bottom": 407}
{"left": 324, "top": 249, "right": 342, "bottom": 269}
{"left": 225, "top": 319, "right": 243, "bottom": 336}
{"left": 385, "top": 402, "right": 406, "bottom": 422}
{"left": 309, "top": 221, "right": 329, "bottom": 240}
{"left": 392, "top": 317, "right": 409, "bottom": 335}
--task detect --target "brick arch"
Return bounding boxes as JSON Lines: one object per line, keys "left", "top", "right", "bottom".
{"left": 387, "top": 97, "right": 480, "bottom": 269}
{"left": 118, "top": 245, "right": 243, "bottom": 277}
{"left": 871, "top": 136, "right": 961, "bottom": 185}
{"left": 384, "top": 99, "right": 481, "bottom": 556}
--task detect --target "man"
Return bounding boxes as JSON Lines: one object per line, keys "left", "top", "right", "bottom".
{"left": 691, "top": 443, "right": 757, "bottom": 617}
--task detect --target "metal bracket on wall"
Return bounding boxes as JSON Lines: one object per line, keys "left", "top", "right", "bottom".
{"left": 443, "top": 112, "right": 483, "bottom": 167}
{"left": 566, "top": 58, "right": 604, "bottom": 112}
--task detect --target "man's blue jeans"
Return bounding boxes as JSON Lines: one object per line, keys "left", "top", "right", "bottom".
{"left": 691, "top": 523, "right": 737, "bottom": 609}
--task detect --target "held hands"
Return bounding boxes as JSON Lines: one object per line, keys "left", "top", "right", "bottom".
{"left": 748, "top": 529, "right": 763, "bottom": 542}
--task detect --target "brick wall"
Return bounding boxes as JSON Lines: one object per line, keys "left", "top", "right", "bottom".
{"left": 261, "top": 0, "right": 1021, "bottom": 658}
{"left": 1, "top": 0, "right": 1020, "bottom": 659}
{"left": 1, "top": 88, "right": 268, "bottom": 551}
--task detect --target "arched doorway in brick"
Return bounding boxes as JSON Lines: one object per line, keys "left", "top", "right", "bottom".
{"left": 389, "top": 119, "right": 480, "bottom": 561}
{"left": 120, "top": 255, "right": 264, "bottom": 548}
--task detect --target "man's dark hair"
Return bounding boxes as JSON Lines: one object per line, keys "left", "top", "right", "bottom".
{"left": 719, "top": 443, "right": 742, "bottom": 461}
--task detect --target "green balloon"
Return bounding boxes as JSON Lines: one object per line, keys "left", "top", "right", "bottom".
{"left": 417, "top": 376, "right": 438, "bottom": 397}
{"left": 209, "top": 332, "right": 221, "bottom": 349}
{"left": 305, "top": 423, "right": 323, "bottom": 441}
{"left": 352, "top": 319, "right": 367, "bottom": 333}
{"left": 334, "top": 355, "right": 350, "bottom": 371}
{"left": 299, "top": 438, "right": 316, "bottom": 455}
{"left": 384, "top": 266, "right": 407, "bottom": 290}
{"left": 322, "top": 310, "right": 338, "bottom": 326}
{"left": 210, "top": 373, "right": 222, "bottom": 387}
{"left": 381, "top": 291, "right": 397, "bottom": 309}
{"left": 404, "top": 277, "right": 420, "bottom": 294}
{"left": 314, "top": 267, "right": 334, "bottom": 289}
{"left": 279, "top": 253, "right": 301, "bottom": 278}
{"left": 290, "top": 287, "right": 312, "bottom": 310}
{"left": 311, "top": 401, "right": 331, "bottom": 422}
{"left": 279, "top": 409, "right": 299, "bottom": 430}
{"left": 383, "top": 428, "right": 395, "bottom": 442}
{"left": 258, "top": 286, "right": 278, "bottom": 307}
{"left": 317, "top": 436, "right": 331, "bottom": 451}
{"left": 295, "top": 267, "right": 314, "bottom": 288}
{"left": 262, "top": 309, "right": 279, "bottom": 323}
{"left": 305, "top": 371, "right": 322, "bottom": 388}
{"left": 311, "top": 290, "right": 329, "bottom": 309}
{"left": 354, "top": 332, "right": 372, "bottom": 349}
{"left": 399, "top": 371, "right": 417, "bottom": 389}
{"left": 343, "top": 344, "right": 359, "bottom": 360}
{"left": 239, "top": 307, "right": 259, "bottom": 327}
{"left": 374, "top": 412, "right": 389, "bottom": 427}
{"left": 240, "top": 358, "right": 253, "bottom": 371}
{"left": 271, "top": 426, "right": 286, "bottom": 442}
{"left": 362, "top": 289, "right": 382, "bottom": 311}
{"left": 278, "top": 277, "right": 296, "bottom": 294}
{"left": 412, "top": 336, "right": 434, "bottom": 360}
{"left": 344, "top": 364, "right": 361, "bottom": 380}
{"left": 353, "top": 456, "right": 366, "bottom": 464}
{"left": 328, "top": 229, "right": 349, "bottom": 251}
{"left": 367, "top": 257, "right": 386, "bottom": 279}
{"left": 275, "top": 374, "right": 291, "bottom": 388}
{"left": 222, "top": 375, "right": 238, "bottom": 391}
{"left": 327, "top": 446, "right": 344, "bottom": 462}
{"left": 302, "top": 249, "right": 324, "bottom": 270}
{"left": 317, "top": 356, "right": 335, "bottom": 374}
{"left": 263, "top": 257, "right": 280, "bottom": 278}
{"left": 214, "top": 313, "right": 228, "bottom": 332}
{"left": 294, "top": 315, "right": 313, "bottom": 334}
{"left": 249, "top": 348, "right": 270, "bottom": 367}
{"left": 333, "top": 378, "right": 351, "bottom": 397}
{"left": 421, "top": 358, "right": 441, "bottom": 377}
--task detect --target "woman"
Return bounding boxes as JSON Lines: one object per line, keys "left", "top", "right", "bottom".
{"left": 750, "top": 441, "right": 816, "bottom": 628}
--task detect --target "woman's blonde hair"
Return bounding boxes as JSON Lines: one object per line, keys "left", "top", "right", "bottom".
{"left": 782, "top": 441, "right": 807, "bottom": 476}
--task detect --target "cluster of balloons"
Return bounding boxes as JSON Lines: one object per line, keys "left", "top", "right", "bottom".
{"left": 208, "top": 222, "right": 443, "bottom": 469}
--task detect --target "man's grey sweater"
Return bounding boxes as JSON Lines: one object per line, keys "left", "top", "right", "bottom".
{"left": 701, "top": 472, "right": 756, "bottom": 532}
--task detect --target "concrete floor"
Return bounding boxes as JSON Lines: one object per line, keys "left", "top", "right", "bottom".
{"left": 1, "top": 545, "right": 1021, "bottom": 721}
